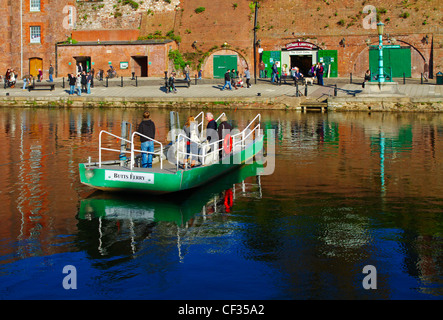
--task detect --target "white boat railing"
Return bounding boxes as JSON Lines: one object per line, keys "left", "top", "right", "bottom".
{"left": 98, "top": 130, "right": 132, "bottom": 168}
{"left": 97, "top": 114, "right": 260, "bottom": 171}
{"left": 176, "top": 114, "right": 261, "bottom": 169}
{"left": 98, "top": 130, "right": 163, "bottom": 170}
{"left": 130, "top": 132, "right": 164, "bottom": 170}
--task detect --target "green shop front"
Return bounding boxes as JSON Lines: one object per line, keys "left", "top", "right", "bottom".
{"left": 260, "top": 42, "right": 338, "bottom": 78}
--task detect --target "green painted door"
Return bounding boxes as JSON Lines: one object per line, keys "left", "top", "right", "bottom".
{"left": 213, "top": 55, "right": 238, "bottom": 79}
{"left": 262, "top": 51, "right": 281, "bottom": 78}
{"left": 369, "top": 46, "right": 411, "bottom": 78}
{"left": 318, "top": 50, "right": 338, "bottom": 77}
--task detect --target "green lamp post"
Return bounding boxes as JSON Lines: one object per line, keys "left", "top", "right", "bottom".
{"left": 377, "top": 22, "right": 385, "bottom": 83}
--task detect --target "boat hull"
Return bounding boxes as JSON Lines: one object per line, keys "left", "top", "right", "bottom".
{"left": 79, "top": 135, "right": 264, "bottom": 194}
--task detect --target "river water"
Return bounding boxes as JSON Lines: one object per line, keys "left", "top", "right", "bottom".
{"left": 0, "top": 107, "right": 441, "bottom": 300}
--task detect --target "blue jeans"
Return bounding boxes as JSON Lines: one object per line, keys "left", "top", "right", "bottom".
{"left": 69, "top": 85, "right": 75, "bottom": 95}
{"left": 49, "top": 74, "right": 53, "bottom": 82}
{"left": 141, "top": 140, "right": 154, "bottom": 168}
{"left": 221, "top": 80, "right": 232, "bottom": 90}
{"left": 317, "top": 74, "right": 324, "bottom": 86}
{"left": 87, "top": 82, "right": 91, "bottom": 94}
{"left": 22, "top": 78, "right": 27, "bottom": 89}
{"left": 185, "top": 73, "right": 190, "bottom": 81}
{"left": 77, "top": 86, "right": 81, "bottom": 96}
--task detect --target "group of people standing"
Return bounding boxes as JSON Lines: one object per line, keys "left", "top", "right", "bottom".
{"left": 272, "top": 62, "right": 325, "bottom": 85}
{"left": 68, "top": 71, "right": 93, "bottom": 96}
{"left": 3, "top": 68, "right": 17, "bottom": 88}
{"left": 136, "top": 111, "right": 232, "bottom": 169}
{"left": 221, "top": 68, "right": 251, "bottom": 91}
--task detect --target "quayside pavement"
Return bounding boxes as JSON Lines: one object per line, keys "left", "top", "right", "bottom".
{"left": 1, "top": 77, "right": 442, "bottom": 108}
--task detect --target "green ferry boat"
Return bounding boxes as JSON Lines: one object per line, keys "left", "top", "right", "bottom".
{"left": 79, "top": 112, "right": 263, "bottom": 194}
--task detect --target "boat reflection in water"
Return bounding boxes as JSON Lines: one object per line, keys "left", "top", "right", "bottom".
{"left": 76, "top": 163, "right": 262, "bottom": 260}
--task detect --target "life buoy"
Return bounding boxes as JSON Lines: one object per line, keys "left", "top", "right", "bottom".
{"left": 223, "top": 134, "right": 232, "bottom": 154}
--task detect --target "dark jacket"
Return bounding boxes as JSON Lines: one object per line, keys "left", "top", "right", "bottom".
{"left": 68, "top": 75, "right": 76, "bottom": 86}
{"left": 206, "top": 119, "right": 217, "bottom": 142}
{"left": 224, "top": 71, "right": 230, "bottom": 82}
{"left": 81, "top": 74, "right": 87, "bottom": 85}
{"left": 218, "top": 121, "right": 232, "bottom": 140}
{"left": 138, "top": 119, "right": 155, "bottom": 142}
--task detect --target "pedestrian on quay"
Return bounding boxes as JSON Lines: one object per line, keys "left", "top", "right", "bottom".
{"left": 137, "top": 110, "right": 156, "bottom": 168}
{"left": 49, "top": 64, "right": 54, "bottom": 82}
{"left": 75, "top": 73, "right": 82, "bottom": 96}
{"left": 184, "top": 64, "right": 190, "bottom": 81}
{"left": 221, "top": 69, "right": 232, "bottom": 91}
{"left": 68, "top": 73, "right": 76, "bottom": 95}
{"left": 22, "top": 74, "right": 31, "bottom": 90}
{"left": 244, "top": 67, "right": 251, "bottom": 88}
{"left": 316, "top": 62, "right": 324, "bottom": 86}
{"left": 271, "top": 62, "right": 278, "bottom": 84}
{"left": 230, "top": 69, "right": 238, "bottom": 90}
{"left": 87, "top": 72, "right": 92, "bottom": 94}
{"left": 81, "top": 71, "right": 87, "bottom": 93}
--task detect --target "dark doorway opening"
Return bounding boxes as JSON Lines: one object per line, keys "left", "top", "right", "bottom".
{"left": 290, "top": 55, "right": 312, "bottom": 76}
{"left": 131, "top": 56, "right": 148, "bottom": 77}
{"left": 74, "top": 56, "right": 91, "bottom": 73}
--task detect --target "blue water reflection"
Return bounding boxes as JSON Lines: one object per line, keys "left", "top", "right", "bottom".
{"left": 0, "top": 109, "right": 442, "bottom": 300}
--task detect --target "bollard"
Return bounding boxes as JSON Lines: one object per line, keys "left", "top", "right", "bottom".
{"left": 121, "top": 76, "right": 123, "bottom": 87}
{"left": 334, "top": 84, "right": 337, "bottom": 96}
{"left": 421, "top": 73, "right": 423, "bottom": 84}
{"left": 63, "top": 77, "right": 65, "bottom": 89}
{"left": 296, "top": 82, "right": 299, "bottom": 97}
{"left": 106, "top": 77, "right": 108, "bottom": 87}
{"left": 136, "top": 76, "right": 138, "bottom": 87}
{"left": 350, "top": 73, "right": 352, "bottom": 84}
{"left": 403, "top": 73, "right": 406, "bottom": 85}
{"left": 195, "top": 74, "right": 197, "bottom": 85}
{"left": 305, "top": 84, "right": 308, "bottom": 96}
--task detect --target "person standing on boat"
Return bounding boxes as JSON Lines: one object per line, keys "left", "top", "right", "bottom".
{"left": 183, "top": 116, "right": 199, "bottom": 167}
{"left": 138, "top": 111, "right": 156, "bottom": 168}
{"left": 205, "top": 112, "right": 218, "bottom": 152}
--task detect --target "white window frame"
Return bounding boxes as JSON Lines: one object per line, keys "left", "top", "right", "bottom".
{"left": 30, "top": 0, "right": 41, "bottom": 12}
{"left": 30, "top": 26, "right": 41, "bottom": 44}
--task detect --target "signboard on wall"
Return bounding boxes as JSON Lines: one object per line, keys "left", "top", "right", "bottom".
{"left": 285, "top": 42, "right": 317, "bottom": 50}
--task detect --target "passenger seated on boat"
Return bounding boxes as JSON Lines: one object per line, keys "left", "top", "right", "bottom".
{"left": 183, "top": 116, "right": 200, "bottom": 167}
{"left": 218, "top": 115, "right": 232, "bottom": 159}
{"left": 137, "top": 110, "right": 156, "bottom": 168}
{"left": 205, "top": 112, "right": 218, "bottom": 152}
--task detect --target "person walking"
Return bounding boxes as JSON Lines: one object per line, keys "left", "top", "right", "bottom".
{"left": 244, "top": 67, "right": 251, "bottom": 88}
{"left": 271, "top": 62, "right": 278, "bottom": 84}
{"left": 137, "top": 110, "right": 156, "bottom": 168}
{"left": 221, "top": 69, "right": 232, "bottom": 91}
{"left": 48, "top": 64, "right": 54, "bottom": 82}
{"left": 184, "top": 64, "right": 190, "bottom": 81}
{"left": 230, "top": 69, "right": 238, "bottom": 89}
{"left": 68, "top": 73, "right": 76, "bottom": 95}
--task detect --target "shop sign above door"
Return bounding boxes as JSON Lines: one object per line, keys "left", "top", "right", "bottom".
{"left": 285, "top": 42, "right": 317, "bottom": 50}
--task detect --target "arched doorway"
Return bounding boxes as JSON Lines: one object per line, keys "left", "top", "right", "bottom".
{"left": 203, "top": 49, "right": 248, "bottom": 79}
{"left": 29, "top": 57, "right": 43, "bottom": 78}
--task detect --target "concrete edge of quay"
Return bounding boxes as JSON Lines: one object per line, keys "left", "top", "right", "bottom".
{"left": 328, "top": 96, "right": 443, "bottom": 112}
{"left": 0, "top": 95, "right": 305, "bottom": 110}
{"left": 2, "top": 93, "right": 443, "bottom": 112}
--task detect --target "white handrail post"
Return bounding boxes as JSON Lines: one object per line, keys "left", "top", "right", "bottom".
{"left": 99, "top": 130, "right": 103, "bottom": 168}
